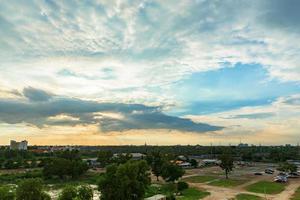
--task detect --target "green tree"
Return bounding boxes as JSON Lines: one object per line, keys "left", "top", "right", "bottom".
{"left": 278, "top": 162, "right": 297, "bottom": 173}
{"left": 146, "top": 151, "right": 165, "bottom": 181}
{"left": 98, "top": 160, "right": 151, "bottom": 200}
{"left": 161, "top": 163, "right": 185, "bottom": 182}
{"left": 0, "top": 186, "right": 16, "bottom": 200}
{"left": 16, "top": 178, "right": 50, "bottom": 200}
{"left": 219, "top": 152, "right": 234, "bottom": 179}
{"left": 77, "top": 185, "right": 93, "bottom": 200}
{"left": 190, "top": 159, "right": 198, "bottom": 168}
{"left": 97, "top": 151, "right": 113, "bottom": 167}
{"left": 58, "top": 185, "right": 78, "bottom": 200}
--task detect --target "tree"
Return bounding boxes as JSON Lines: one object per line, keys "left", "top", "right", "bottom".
{"left": 278, "top": 162, "right": 297, "bottom": 173}
{"left": 161, "top": 163, "right": 185, "bottom": 182}
{"left": 58, "top": 185, "right": 93, "bottom": 200}
{"left": 219, "top": 152, "right": 234, "bottom": 179}
{"left": 0, "top": 186, "right": 16, "bottom": 200}
{"left": 77, "top": 185, "right": 93, "bottom": 200}
{"left": 190, "top": 159, "right": 198, "bottom": 168}
{"left": 97, "top": 151, "right": 113, "bottom": 167}
{"left": 146, "top": 151, "right": 165, "bottom": 181}
{"left": 43, "top": 158, "right": 88, "bottom": 180}
{"left": 98, "top": 160, "right": 151, "bottom": 200}
{"left": 58, "top": 186, "right": 78, "bottom": 200}
{"left": 16, "top": 178, "right": 50, "bottom": 200}
{"left": 177, "top": 181, "right": 189, "bottom": 192}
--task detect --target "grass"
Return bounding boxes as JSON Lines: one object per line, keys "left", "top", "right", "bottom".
{"left": 145, "top": 183, "right": 176, "bottom": 198}
{"left": 183, "top": 175, "right": 217, "bottom": 183}
{"left": 290, "top": 187, "right": 300, "bottom": 200}
{"left": 178, "top": 188, "right": 210, "bottom": 200}
{"left": 235, "top": 193, "right": 263, "bottom": 200}
{"left": 208, "top": 179, "right": 247, "bottom": 187}
{"left": 245, "top": 181, "right": 285, "bottom": 194}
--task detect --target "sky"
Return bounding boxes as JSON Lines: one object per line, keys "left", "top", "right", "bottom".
{"left": 0, "top": 0, "right": 300, "bottom": 145}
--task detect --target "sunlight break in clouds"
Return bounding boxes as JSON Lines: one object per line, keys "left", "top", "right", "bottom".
{"left": 0, "top": 0, "right": 300, "bottom": 145}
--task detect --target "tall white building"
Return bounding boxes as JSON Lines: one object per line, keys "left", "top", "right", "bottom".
{"left": 10, "top": 140, "right": 28, "bottom": 150}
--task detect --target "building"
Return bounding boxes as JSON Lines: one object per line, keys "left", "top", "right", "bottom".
{"left": 10, "top": 140, "right": 28, "bottom": 150}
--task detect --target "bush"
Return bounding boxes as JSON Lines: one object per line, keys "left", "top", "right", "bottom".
{"left": 58, "top": 185, "right": 78, "bottom": 200}
{"left": 166, "top": 194, "right": 175, "bottom": 200}
{"left": 0, "top": 186, "right": 16, "bottom": 200}
{"left": 16, "top": 178, "right": 50, "bottom": 200}
{"left": 77, "top": 185, "right": 93, "bottom": 200}
{"left": 58, "top": 185, "right": 93, "bottom": 200}
{"left": 177, "top": 181, "right": 189, "bottom": 192}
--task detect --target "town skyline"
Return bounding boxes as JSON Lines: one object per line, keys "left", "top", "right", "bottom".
{"left": 1, "top": 0, "right": 300, "bottom": 145}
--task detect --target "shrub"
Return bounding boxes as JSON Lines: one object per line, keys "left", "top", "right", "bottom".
{"left": 177, "top": 181, "right": 189, "bottom": 192}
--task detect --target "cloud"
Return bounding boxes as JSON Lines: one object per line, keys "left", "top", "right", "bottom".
{"left": 226, "top": 112, "right": 275, "bottom": 119}
{"left": 0, "top": 87, "right": 222, "bottom": 133}
{"left": 23, "top": 87, "right": 53, "bottom": 101}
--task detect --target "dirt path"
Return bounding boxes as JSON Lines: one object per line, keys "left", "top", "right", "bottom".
{"left": 188, "top": 178, "right": 300, "bottom": 200}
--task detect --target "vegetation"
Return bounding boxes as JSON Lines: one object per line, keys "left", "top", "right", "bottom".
{"left": 98, "top": 160, "right": 151, "bottom": 200}
{"left": 209, "top": 179, "right": 247, "bottom": 187}
{"left": 246, "top": 181, "right": 285, "bottom": 194}
{"left": 161, "top": 163, "right": 185, "bottom": 182}
{"left": 235, "top": 193, "right": 263, "bottom": 200}
{"left": 0, "top": 185, "right": 16, "bottom": 200}
{"left": 278, "top": 162, "right": 298, "bottom": 173}
{"left": 219, "top": 150, "right": 234, "bottom": 179}
{"left": 16, "top": 178, "right": 50, "bottom": 200}
{"left": 58, "top": 185, "right": 93, "bottom": 200}
{"left": 146, "top": 151, "right": 165, "bottom": 181}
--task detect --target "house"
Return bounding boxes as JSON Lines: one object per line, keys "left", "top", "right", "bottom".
{"left": 145, "top": 194, "right": 166, "bottom": 200}
{"left": 83, "top": 158, "right": 101, "bottom": 167}
{"left": 178, "top": 162, "right": 192, "bottom": 168}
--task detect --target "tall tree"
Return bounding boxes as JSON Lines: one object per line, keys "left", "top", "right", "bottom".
{"left": 219, "top": 151, "right": 234, "bottom": 179}
{"left": 146, "top": 151, "right": 165, "bottom": 181}
{"left": 161, "top": 163, "right": 185, "bottom": 182}
{"left": 98, "top": 160, "right": 151, "bottom": 200}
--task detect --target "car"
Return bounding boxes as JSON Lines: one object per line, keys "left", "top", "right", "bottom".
{"left": 265, "top": 168, "right": 274, "bottom": 174}
{"left": 288, "top": 172, "right": 300, "bottom": 178}
{"left": 254, "top": 172, "right": 263, "bottom": 175}
{"left": 274, "top": 175, "right": 288, "bottom": 183}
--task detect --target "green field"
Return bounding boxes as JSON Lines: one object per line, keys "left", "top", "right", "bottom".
{"left": 178, "top": 188, "right": 210, "bottom": 200}
{"left": 208, "top": 179, "right": 247, "bottom": 187}
{"left": 245, "top": 181, "right": 285, "bottom": 194}
{"left": 183, "top": 175, "right": 217, "bottom": 183}
{"left": 235, "top": 193, "right": 263, "bottom": 200}
{"left": 290, "top": 187, "right": 300, "bottom": 200}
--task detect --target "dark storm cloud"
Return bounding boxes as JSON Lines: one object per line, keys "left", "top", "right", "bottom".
{"left": 0, "top": 88, "right": 222, "bottom": 133}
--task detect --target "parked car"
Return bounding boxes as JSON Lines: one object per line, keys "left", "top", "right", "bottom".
{"left": 274, "top": 175, "right": 288, "bottom": 183}
{"left": 254, "top": 172, "right": 263, "bottom": 175}
{"left": 288, "top": 172, "right": 300, "bottom": 178}
{"left": 265, "top": 168, "right": 274, "bottom": 174}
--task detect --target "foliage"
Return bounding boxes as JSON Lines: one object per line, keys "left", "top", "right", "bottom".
{"left": 97, "top": 151, "right": 113, "bottom": 167}
{"left": 278, "top": 162, "right": 298, "bottom": 173}
{"left": 219, "top": 151, "right": 234, "bottom": 179}
{"left": 16, "top": 178, "right": 50, "bottom": 200}
{"left": 98, "top": 160, "right": 151, "bottom": 200}
{"left": 177, "top": 181, "right": 189, "bottom": 192}
{"left": 58, "top": 185, "right": 93, "bottom": 200}
{"left": 77, "top": 185, "right": 93, "bottom": 200}
{"left": 246, "top": 181, "right": 285, "bottom": 194}
{"left": 146, "top": 151, "right": 165, "bottom": 181}
{"left": 0, "top": 186, "right": 16, "bottom": 200}
{"left": 162, "top": 163, "right": 185, "bottom": 182}
{"left": 43, "top": 158, "right": 88, "bottom": 179}
{"left": 190, "top": 159, "right": 198, "bottom": 168}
